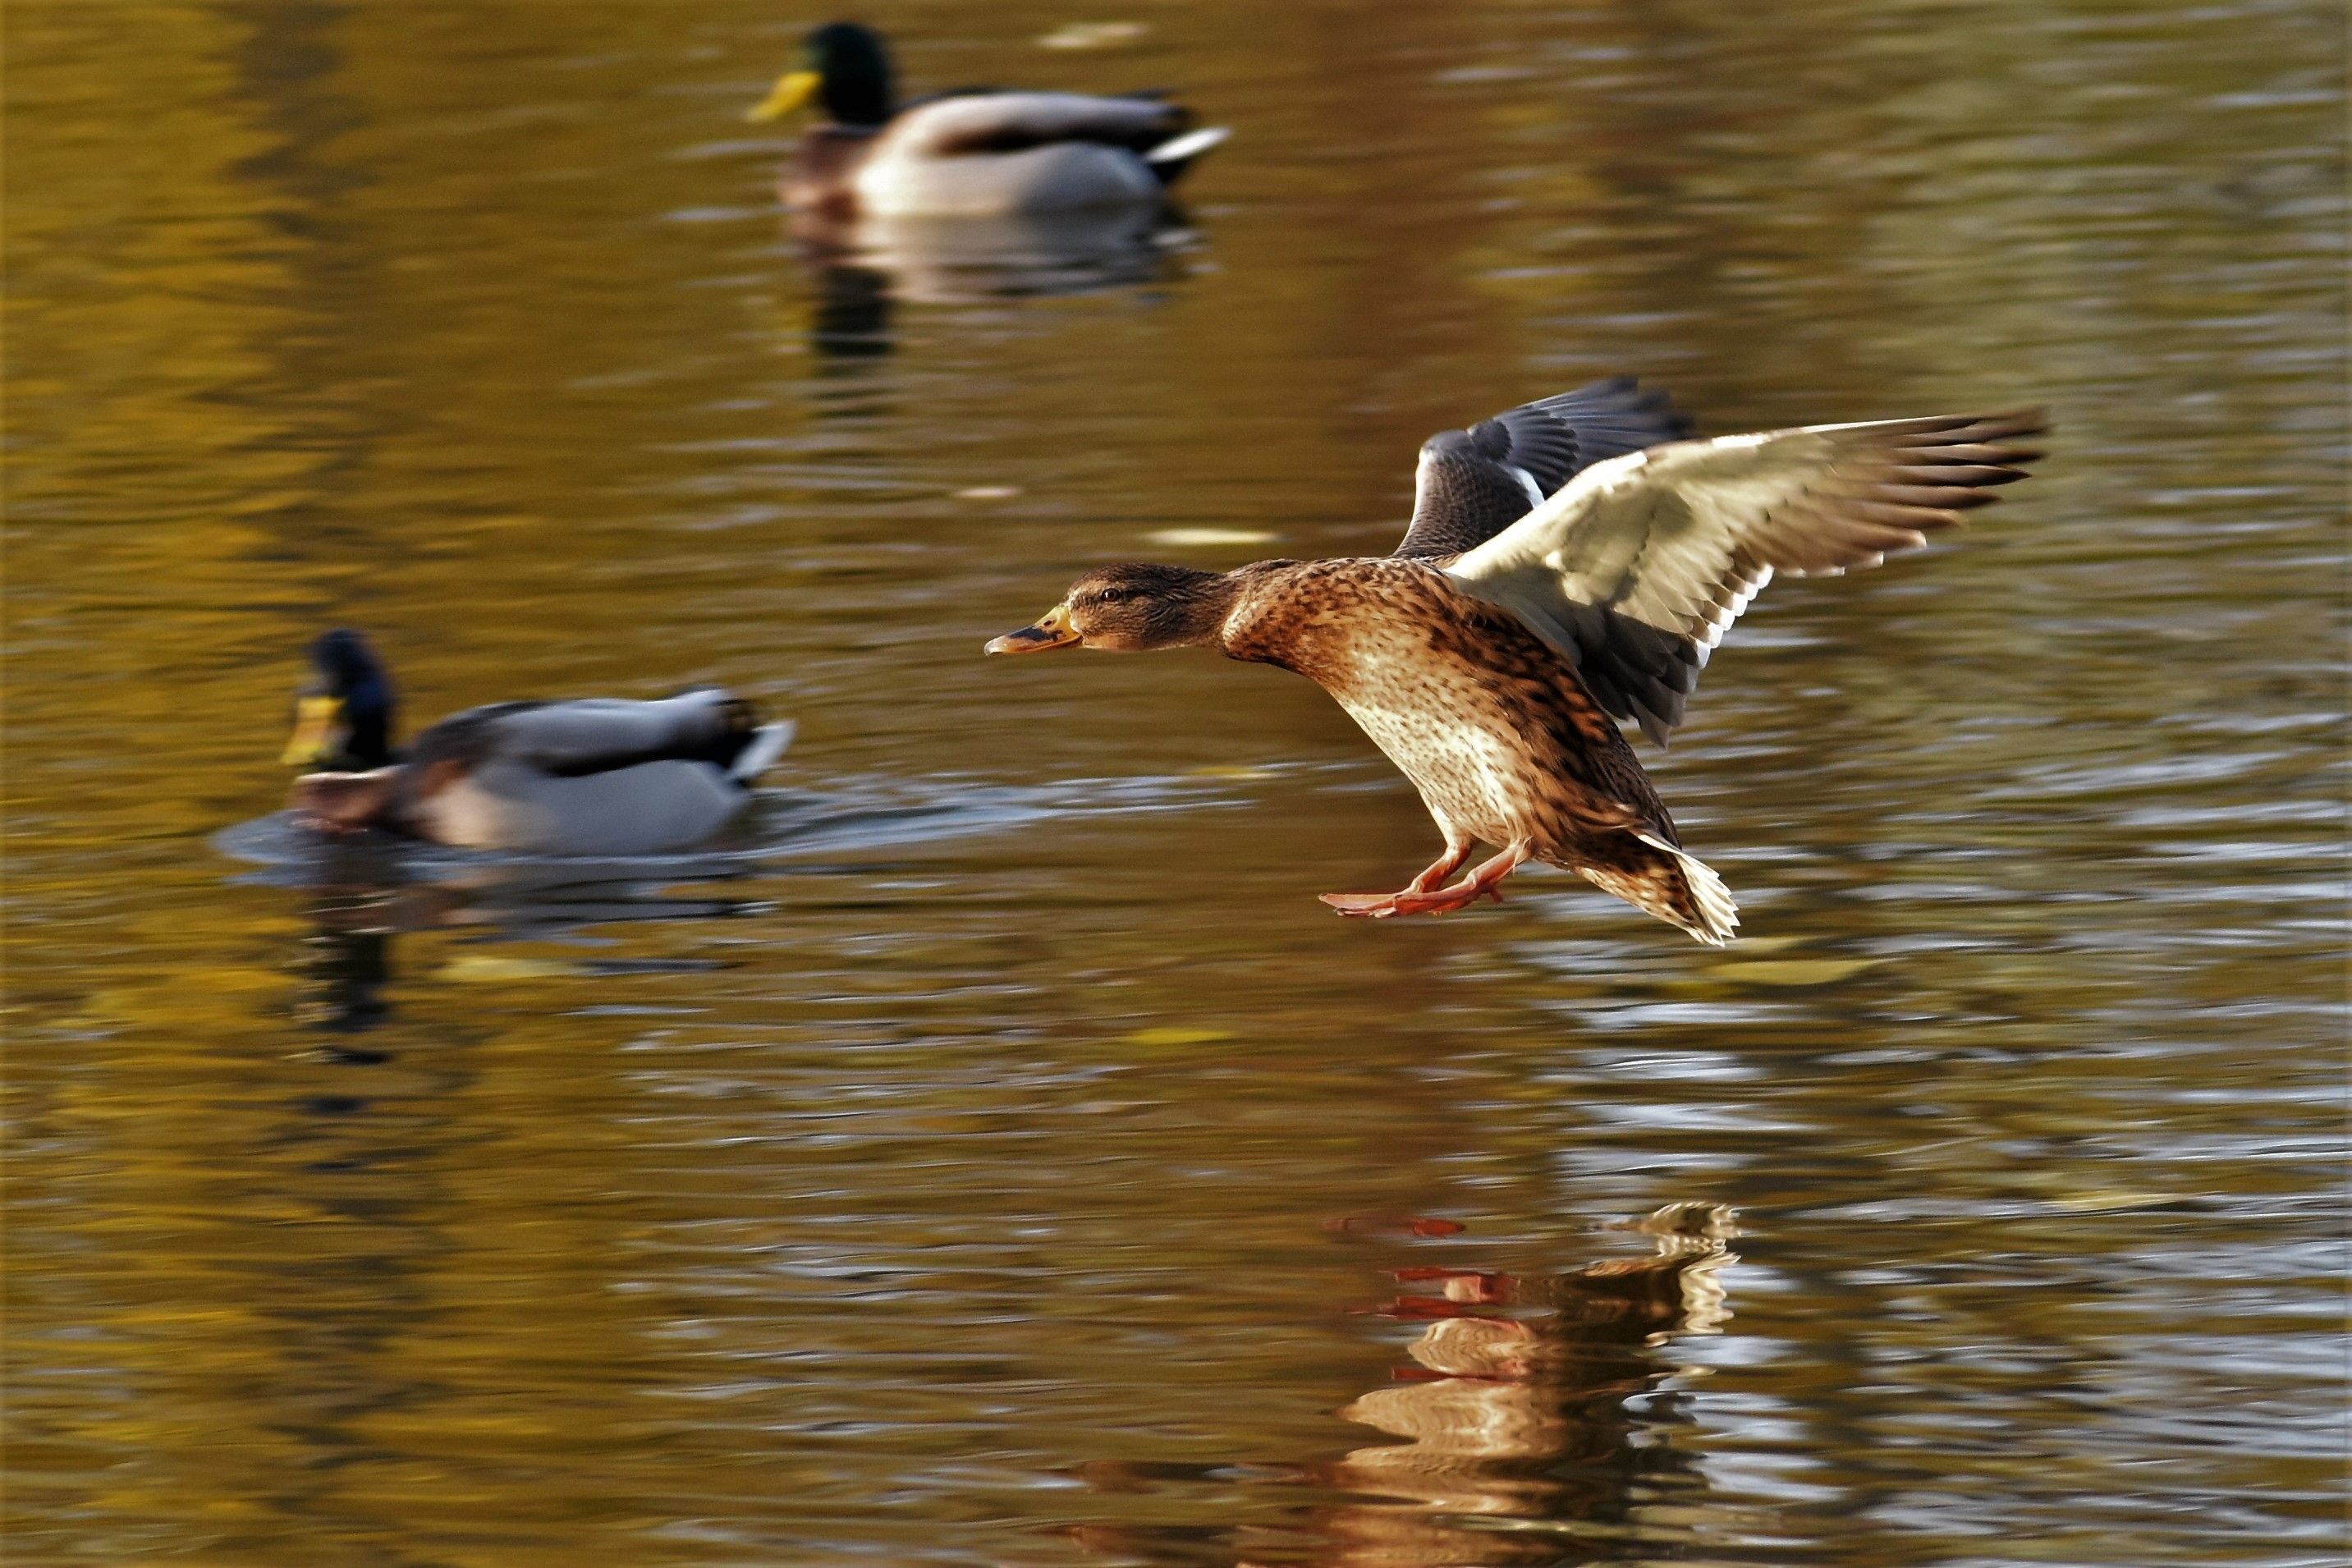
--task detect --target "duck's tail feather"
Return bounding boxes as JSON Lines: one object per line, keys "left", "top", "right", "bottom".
{"left": 1580, "top": 834, "right": 1740, "bottom": 946}
{"left": 1144, "top": 125, "right": 1230, "bottom": 182}
{"left": 728, "top": 720, "right": 795, "bottom": 786}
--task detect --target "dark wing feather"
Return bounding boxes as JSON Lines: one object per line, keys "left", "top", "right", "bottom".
{"left": 1447, "top": 409, "right": 2049, "bottom": 744}
{"left": 410, "top": 691, "right": 763, "bottom": 779}
{"left": 1393, "top": 378, "right": 1691, "bottom": 559}
{"left": 890, "top": 91, "right": 1189, "bottom": 158}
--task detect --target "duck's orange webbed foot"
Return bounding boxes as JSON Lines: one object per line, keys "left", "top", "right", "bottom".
{"left": 1319, "top": 883, "right": 1506, "bottom": 919}
{"left": 1321, "top": 842, "right": 1528, "bottom": 919}
{"left": 1322, "top": 838, "right": 1472, "bottom": 918}
{"left": 1320, "top": 891, "right": 1413, "bottom": 917}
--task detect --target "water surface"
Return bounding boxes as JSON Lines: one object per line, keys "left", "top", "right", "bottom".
{"left": 6, "top": 1, "right": 2345, "bottom": 1564}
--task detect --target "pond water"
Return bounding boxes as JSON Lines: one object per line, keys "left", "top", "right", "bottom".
{"left": 6, "top": 2, "right": 2345, "bottom": 1564}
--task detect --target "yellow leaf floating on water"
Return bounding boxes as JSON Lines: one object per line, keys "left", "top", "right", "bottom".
{"left": 1708, "top": 957, "right": 1879, "bottom": 987}
{"left": 1726, "top": 934, "right": 1806, "bottom": 954}
{"left": 2050, "top": 1190, "right": 2173, "bottom": 1213}
{"left": 1038, "top": 21, "right": 1149, "bottom": 50}
{"left": 440, "top": 953, "right": 585, "bottom": 982}
{"left": 1122, "top": 1026, "right": 1233, "bottom": 1048}
{"left": 1146, "top": 527, "right": 1278, "bottom": 548}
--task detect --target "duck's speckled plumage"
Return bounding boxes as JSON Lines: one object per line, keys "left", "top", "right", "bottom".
{"left": 1220, "top": 557, "right": 1727, "bottom": 937}
{"left": 988, "top": 381, "right": 2047, "bottom": 942}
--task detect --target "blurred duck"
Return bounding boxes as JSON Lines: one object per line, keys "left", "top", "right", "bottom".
{"left": 988, "top": 382, "right": 2047, "bottom": 942}
{"left": 747, "top": 21, "right": 1229, "bottom": 218}
{"left": 282, "top": 630, "right": 793, "bottom": 855}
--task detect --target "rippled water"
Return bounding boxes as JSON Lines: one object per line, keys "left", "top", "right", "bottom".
{"left": 6, "top": 1, "right": 2345, "bottom": 1563}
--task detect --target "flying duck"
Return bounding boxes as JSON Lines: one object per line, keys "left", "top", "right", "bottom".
{"left": 985, "top": 381, "right": 2047, "bottom": 942}
{"left": 282, "top": 630, "right": 794, "bottom": 855}
{"left": 746, "top": 21, "right": 1229, "bottom": 218}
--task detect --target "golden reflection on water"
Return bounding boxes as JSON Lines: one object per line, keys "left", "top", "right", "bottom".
{"left": 1318, "top": 1205, "right": 1736, "bottom": 1566}
{"left": 1069, "top": 1205, "right": 1741, "bottom": 1566}
{"left": 7, "top": 0, "right": 2345, "bottom": 1564}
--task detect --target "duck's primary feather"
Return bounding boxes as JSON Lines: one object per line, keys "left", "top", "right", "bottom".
{"left": 1445, "top": 409, "right": 2048, "bottom": 744}
{"left": 1393, "top": 378, "right": 1692, "bottom": 560}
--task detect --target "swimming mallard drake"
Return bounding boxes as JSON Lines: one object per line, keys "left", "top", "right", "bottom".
{"left": 747, "top": 21, "right": 1229, "bottom": 218}
{"left": 282, "top": 630, "right": 794, "bottom": 855}
{"left": 986, "top": 382, "right": 2047, "bottom": 942}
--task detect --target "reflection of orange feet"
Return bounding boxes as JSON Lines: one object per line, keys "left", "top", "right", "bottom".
{"left": 1321, "top": 842, "right": 1529, "bottom": 919}
{"left": 1392, "top": 1266, "right": 1517, "bottom": 1304}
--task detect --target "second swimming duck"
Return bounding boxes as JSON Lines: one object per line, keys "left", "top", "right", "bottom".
{"left": 747, "top": 21, "right": 1229, "bottom": 218}
{"left": 282, "top": 630, "right": 793, "bottom": 856}
{"left": 986, "top": 382, "right": 2046, "bottom": 943}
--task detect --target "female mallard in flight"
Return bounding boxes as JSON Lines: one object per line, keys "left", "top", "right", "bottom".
{"left": 282, "top": 630, "right": 794, "bottom": 855}
{"left": 746, "top": 21, "right": 1229, "bottom": 218}
{"left": 986, "top": 381, "right": 2047, "bottom": 943}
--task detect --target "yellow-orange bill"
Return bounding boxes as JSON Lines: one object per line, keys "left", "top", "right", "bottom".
{"left": 282, "top": 695, "right": 342, "bottom": 765}
{"left": 983, "top": 603, "right": 1079, "bottom": 655}
{"left": 745, "top": 70, "right": 820, "bottom": 123}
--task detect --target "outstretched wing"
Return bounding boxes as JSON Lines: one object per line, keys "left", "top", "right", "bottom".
{"left": 1391, "top": 378, "right": 1690, "bottom": 560}
{"left": 1445, "top": 410, "right": 2049, "bottom": 744}
{"left": 889, "top": 90, "right": 1190, "bottom": 158}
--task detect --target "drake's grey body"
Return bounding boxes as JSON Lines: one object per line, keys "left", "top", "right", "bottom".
{"left": 394, "top": 695, "right": 790, "bottom": 855}
{"left": 285, "top": 640, "right": 793, "bottom": 857}
{"left": 841, "top": 94, "right": 1195, "bottom": 217}
{"left": 758, "top": 26, "right": 1228, "bottom": 220}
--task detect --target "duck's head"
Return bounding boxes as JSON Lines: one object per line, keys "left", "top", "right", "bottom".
{"left": 747, "top": 21, "right": 894, "bottom": 127}
{"left": 986, "top": 564, "right": 1236, "bottom": 655}
{"left": 283, "top": 628, "right": 395, "bottom": 770}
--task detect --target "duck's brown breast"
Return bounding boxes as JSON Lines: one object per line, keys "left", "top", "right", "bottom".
{"left": 785, "top": 126, "right": 877, "bottom": 218}
{"left": 1221, "top": 558, "right": 1672, "bottom": 854}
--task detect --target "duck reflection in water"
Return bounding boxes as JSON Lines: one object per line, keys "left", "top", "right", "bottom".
{"left": 282, "top": 832, "right": 429, "bottom": 1047}
{"left": 1318, "top": 1203, "right": 1736, "bottom": 1566}
{"left": 794, "top": 204, "right": 1194, "bottom": 365}
{"left": 295, "top": 890, "right": 397, "bottom": 1043}
{"left": 261, "top": 830, "right": 756, "bottom": 1043}
{"left": 1077, "top": 1203, "right": 1737, "bottom": 1567}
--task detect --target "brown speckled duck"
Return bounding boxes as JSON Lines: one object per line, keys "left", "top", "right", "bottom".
{"left": 985, "top": 381, "right": 2047, "bottom": 942}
